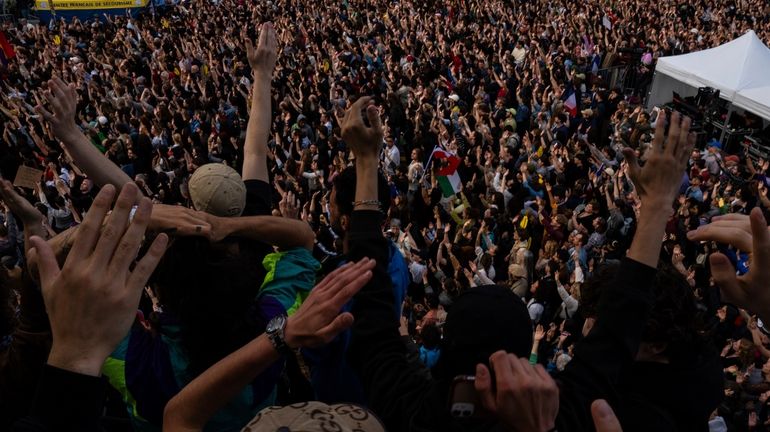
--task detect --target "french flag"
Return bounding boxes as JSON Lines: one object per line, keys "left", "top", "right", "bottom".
{"left": 563, "top": 88, "right": 577, "bottom": 118}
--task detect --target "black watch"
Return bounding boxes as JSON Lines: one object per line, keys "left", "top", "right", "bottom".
{"left": 266, "top": 314, "right": 292, "bottom": 355}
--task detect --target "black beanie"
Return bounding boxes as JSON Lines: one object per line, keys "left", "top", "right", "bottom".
{"left": 437, "top": 284, "right": 533, "bottom": 379}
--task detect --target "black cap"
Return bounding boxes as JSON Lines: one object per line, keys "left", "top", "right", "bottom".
{"left": 439, "top": 285, "right": 533, "bottom": 378}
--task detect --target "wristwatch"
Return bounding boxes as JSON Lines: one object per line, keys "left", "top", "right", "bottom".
{"left": 266, "top": 314, "right": 291, "bottom": 355}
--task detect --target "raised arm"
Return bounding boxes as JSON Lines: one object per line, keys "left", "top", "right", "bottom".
{"left": 342, "top": 96, "right": 435, "bottom": 431}
{"left": 163, "top": 260, "right": 374, "bottom": 432}
{"left": 36, "top": 77, "right": 134, "bottom": 197}
{"left": 555, "top": 111, "right": 695, "bottom": 429}
{"left": 12, "top": 183, "right": 167, "bottom": 432}
{"left": 242, "top": 22, "right": 278, "bottom": 183}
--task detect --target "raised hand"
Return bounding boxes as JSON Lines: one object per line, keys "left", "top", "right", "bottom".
{"left": 29, "top": 183, "right": 168, "bottom": 376}
{"left": 534, "top": 324, "right": 546, "bottom": 342}
{"left": 686, "top": 212, "right": 756, "bottom": 251}
{"left": 245, "top": 22, "right": 278, "bottom": 77}
{"left": 285, "top": 258, "right": 375, "bottom": 348}
{"left": 688, "top": 208, "right": 770, "bottom": 322}
{"left": 622, "top": 111, "right": 694, "bottom": 207}
{"left": 35, "top": 76, "right": 79, "bottom": 141}
{"left": 279, "top": 190, "right": 299, "bottom": 219}
{"left": 341, "top": 96, "right": 383, "bottom": 161}
{"left": 475, "top": 351, "right": 559, "bottom": 432}
{"left": 621, "top": 111, "right": 695, "bottom": 267}
{"left": 0, "top": 179, "right": 46, "bottom": 237}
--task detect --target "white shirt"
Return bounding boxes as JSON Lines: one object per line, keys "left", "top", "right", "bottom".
{"left": 408, "top": 161, "right": 423, "bottom": 191}
{"left": 409, "top": 261, "right": 426, "bottom": 283}
{"left": 383, "top": 145, "right": 400, "bottom": 175}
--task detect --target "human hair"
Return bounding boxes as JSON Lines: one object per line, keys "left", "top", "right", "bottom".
{"left": 581, "top": 262, "right": 703, "bottom": 363}
{"left": 149, "top": 237, "right": 263, "bottom": 376}
{"left": 420, "top": 323, "right": 441, "bottom": 350}
{"left": 332, "top": 166, "right": 392, "bottom": 216}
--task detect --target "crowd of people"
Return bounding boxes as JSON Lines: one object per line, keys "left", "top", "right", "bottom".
{"left": 1, "top": 0, "right": 770, "bottom": 430}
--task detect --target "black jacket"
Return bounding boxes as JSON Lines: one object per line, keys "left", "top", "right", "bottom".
{"left": 346, "top": 210, "right": 659, "bottom": 431}
{"left": 12, "top": 365, "right": 106, "bottom": 431}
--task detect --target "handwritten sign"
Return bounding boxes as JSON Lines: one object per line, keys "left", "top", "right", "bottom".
{"left": 13, "top": 166, "right": 43, "bottom": 189}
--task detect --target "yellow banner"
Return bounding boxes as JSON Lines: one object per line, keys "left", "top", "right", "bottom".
{"left": 35, "top": 0, "right": 147, "bottom": 10}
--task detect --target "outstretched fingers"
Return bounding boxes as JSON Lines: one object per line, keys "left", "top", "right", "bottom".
{"left": 749, "top": 207, "right": 770, "bottom": 273}
{"left": 92, "top": 183, "right": 140, "bottom": 269}
{"left": 651, "top": 109, "right": 667, "bottom": 154}
{"left": 259, "top": 21, "right": 274, "bottom": 49}
{"left": 329, "top": 265, "right": 373, "bottom": 305}
{"left": 312, "top": 261, "right": 355, "bottom": 294}
{"left": 315, "top": 311, "right": 355, "bottom": 342}
{"left": 110, "top": 197, "right": 153, "bottom": 278}
{"left": 709, "top": 252, "right": 744, "bottom": 306}
{"left": 621, "top": 148, "right": 641, "bottom": 189}
{"left": 686, "top": 225, "right": 753, "bottom": 252}
{"left": 28, "top": 235, "right": 60, "bottom": 292}
{"left": 664, "top": 111, "right": 681, "bottom": 155}
{"left": 65, "top": 184, "right": 116, "bottom": 265}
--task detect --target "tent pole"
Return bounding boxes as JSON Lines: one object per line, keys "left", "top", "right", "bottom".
{"left": 720, "top": 105, "right": 733, "bottom": 144}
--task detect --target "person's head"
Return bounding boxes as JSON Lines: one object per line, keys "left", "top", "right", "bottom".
{"left": 390, "top": 218, "right": 401, "bottom": 236}
{"left": 571, "top": 232, "right": 585, "bottom": 248}
{"left": 593, "top": 217, "right": 607, "bottom": 234}
{"left": 411, "top": 148, "right": 422, "bottom": 162}
{"left": 187, "top": 163, "right": 247, "bottom": 217}
{"left": 330, "top": 166, "right": 390, "bottom": 238}
{"left": 149, "top": 236, "right": 263, "bottom": 375}
{"left": 420, "top": 323, "right": 441, "bottom": 350}
{"left": 434, "top": 285, "right": 532, "bottom": 382}
{"left": 581, "top": 263, "right": 703, "bottom": 364}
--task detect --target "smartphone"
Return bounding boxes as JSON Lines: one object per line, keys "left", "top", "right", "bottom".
{"left": 449, "top": 375, "right": 482, "bottom": 419}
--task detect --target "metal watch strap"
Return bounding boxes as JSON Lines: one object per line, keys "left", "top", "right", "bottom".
{"left": 268, "top": 331, "right": 290, "bottom": 355}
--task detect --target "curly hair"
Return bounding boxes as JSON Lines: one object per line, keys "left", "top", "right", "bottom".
{"left": 581, "top": 262, "right": 703, "bottom": 363}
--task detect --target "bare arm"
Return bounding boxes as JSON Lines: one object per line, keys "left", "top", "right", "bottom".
{"left": 163, "top": 335, "right": 280, "bottom": 432}
{"left": 163, "top": 259, "right": 373, "bottom": 432}
{"left": 36, "top": 77, "right": 136, "bottom": 197}
{"left": 242, "top": 23, "right": 278, "bottom": 183}
{"left": 214, "top": 215, "right": 315, "bottom": 250}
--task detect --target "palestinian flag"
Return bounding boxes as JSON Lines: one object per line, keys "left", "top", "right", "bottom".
{"left": 429, "top": 147, "right": 462, "bottom": 197}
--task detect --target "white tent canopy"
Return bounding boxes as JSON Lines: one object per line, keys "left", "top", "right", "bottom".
{"left": 647, "top": 31, "right": 770, "bottom": 120}
{"left": 734, "top": 86, "right": 770, "bottom": 120}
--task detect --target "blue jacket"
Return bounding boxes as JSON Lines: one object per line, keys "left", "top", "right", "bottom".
{"left": 303, "top": 241, "right": 409, "bottom": 403}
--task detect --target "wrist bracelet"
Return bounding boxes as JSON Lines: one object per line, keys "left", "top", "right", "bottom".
{"left": 352, "top": 199, "right": 381, "bottom": 208}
